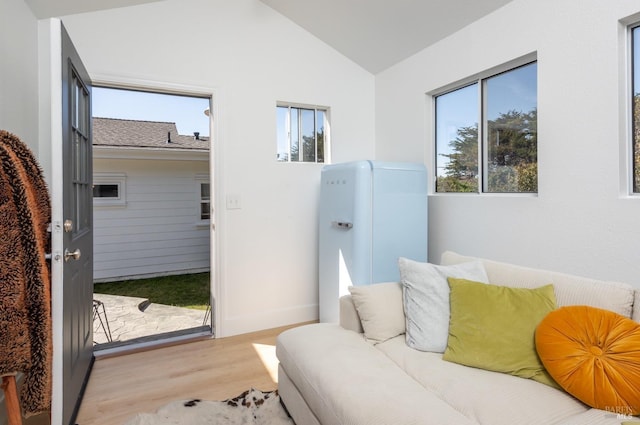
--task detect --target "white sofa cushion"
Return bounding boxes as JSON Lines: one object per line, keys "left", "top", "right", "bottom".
{"left": 348, "top": 282, "right": 404, "bottom": 343}
{"left": 339, "top": 295, "right": 363, "bottom": 333}
{"left": 399, "top": 257, "right": 488, "bottom": 352}
{"left": 276, "top": 324, "right": 477, "bottom": 425}
{"left": 441, "top": 251, "right": 636, "bottom": 318}
{"left": 376, "top": 335, "right": 590, "bottom": 425}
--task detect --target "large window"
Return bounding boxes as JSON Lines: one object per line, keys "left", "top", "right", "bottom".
{"left": 632, "top": 25, "right": 640, "bottom": 192}
{"left": 277, "top": 103, "right": 329, "bottom": 163}
{"left": 435, "top": 61, "right": 538, "bottom": 193}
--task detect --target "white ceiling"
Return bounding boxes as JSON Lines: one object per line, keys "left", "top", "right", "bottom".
{"left": 23, "top": 0, "right": 163, "bottom": 20}
{"left": 24, "top": 0, "right": 514, "bottom": 74}
{"left": 259, "top": 0, "right": 514, "bottom": 73}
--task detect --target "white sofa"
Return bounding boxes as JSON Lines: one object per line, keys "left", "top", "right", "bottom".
{"left": 276, "top": 251, "right": 640, "bottom": 425}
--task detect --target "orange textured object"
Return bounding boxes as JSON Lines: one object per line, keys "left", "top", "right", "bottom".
{"left": 535, "top": 305, "right": 640, "bottom": 416}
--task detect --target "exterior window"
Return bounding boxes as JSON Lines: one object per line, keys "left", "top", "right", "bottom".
{"left": 200, "top": 183, "right": 210, "bottom": 220}
{"left": 632, "top": 25, "right": 640, "bottom": 192}
{"left": 93, "top": 184, "right": 119, "bottom": 198}
{"left": 435, "top": 61, "right": 538, "bottom": 193}
{"left": 435, "top": 84, "right": 479, "bottom": 192}
{"left": 196, "top": 174, "right": 210, "bottom": 222}
{"left": 93, "top": 173, "right": 126, "bottom": 206}
{"left": 277, "top": 103, "right": 329, "bottom": 163}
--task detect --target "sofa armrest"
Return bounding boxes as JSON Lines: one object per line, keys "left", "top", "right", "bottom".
{"left": 339, "top": 295, "right": 364, "bottom": 333}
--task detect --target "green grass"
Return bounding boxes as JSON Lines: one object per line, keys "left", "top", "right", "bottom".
{"left": 94, "top": 272, "right": 210, "bottom": 310}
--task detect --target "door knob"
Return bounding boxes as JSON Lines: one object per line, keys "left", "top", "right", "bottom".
{"left": 64, "top": 248, "right": 81, "bottom": 262}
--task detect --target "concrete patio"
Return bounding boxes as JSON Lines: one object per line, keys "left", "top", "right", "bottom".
{"left": 92, "top": 293, "right": 209, "bottom": 345}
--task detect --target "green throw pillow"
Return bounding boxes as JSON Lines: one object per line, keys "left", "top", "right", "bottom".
{"left": 443, "top": 278, "right": 558, "bottom": 387}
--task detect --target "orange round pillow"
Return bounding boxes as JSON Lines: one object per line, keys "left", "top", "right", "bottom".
{"left": 535, "top": 305, "right": 640, "bottom": 416}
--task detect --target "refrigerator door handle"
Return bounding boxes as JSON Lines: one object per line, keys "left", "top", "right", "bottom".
{"left": 332, "top": 221, "right": 353, "bottom": 230}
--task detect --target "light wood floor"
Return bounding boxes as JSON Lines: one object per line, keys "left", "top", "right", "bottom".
{"left": 75, "top": 323, "right": 307, "bottom": 425}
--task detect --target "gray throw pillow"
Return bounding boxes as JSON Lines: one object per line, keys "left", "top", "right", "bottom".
{"left": 399, "top": 257, "right": 489, "bottom": 352}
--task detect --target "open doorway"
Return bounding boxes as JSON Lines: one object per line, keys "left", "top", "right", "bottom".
{"left": 91, "top": 86, "right": 213, "bottom": 351}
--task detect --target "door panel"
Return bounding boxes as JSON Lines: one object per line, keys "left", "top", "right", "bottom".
{"left": 61, "top": 23, "right": 93, "bottom": 425}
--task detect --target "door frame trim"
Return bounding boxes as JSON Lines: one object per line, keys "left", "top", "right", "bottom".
{"left": 39, "top": 18, "right": 65, "bottom": 425}
{"left": 39, "top": 20, "right": 223, "bottom": 421}
{"left": 90, "top": 74, "right": 223, "bottom": 338}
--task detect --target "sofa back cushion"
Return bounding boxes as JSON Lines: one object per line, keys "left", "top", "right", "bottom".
{"left": 441, "top": 251, "right": 636, "bottom": 318}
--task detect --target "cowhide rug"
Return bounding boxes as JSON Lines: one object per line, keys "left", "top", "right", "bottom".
{"left": 123, "top": 388, "right": 295, "bottom": 425}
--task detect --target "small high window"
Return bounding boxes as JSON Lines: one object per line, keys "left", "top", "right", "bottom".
{"left": 200, "top": 183, "right": 211, "bottom": 220}
{"left": 93, "top": 173, "right": 126, "bottom": 206}
{"left": 434, "top": 60, "right": 538, "bottom": 193}
{"left": 93, "top": 184, "right": 119, "bottom": 198}
{"left": 195, "top": 174, "right": 210, "bottom": 222}
{"left": 276, "top": 103, "right": 329, "bottom": 163}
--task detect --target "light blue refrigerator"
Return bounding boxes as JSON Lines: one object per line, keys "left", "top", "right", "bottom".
{"left": 318, "top": 160, "right": 428, "bottom": 323}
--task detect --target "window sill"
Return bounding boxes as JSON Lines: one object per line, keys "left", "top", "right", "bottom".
{"left": 429, "top": 192, "right": 538, "bottom": 198}
{"left": 94, "top": 201, "right": 127, "bottom": 208}
{"left": 194, "top": 220, "right": 211, "bottom": 229}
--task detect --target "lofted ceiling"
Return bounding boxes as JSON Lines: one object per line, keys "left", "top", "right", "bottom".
{"left": 259, "top": 0, "right": 514, "bottom": 73}
{"left": 23, "top": 0, "right": 514, "bottom": 74}
{"left": 23, "top": 0, "right": 164, "bottom": 20}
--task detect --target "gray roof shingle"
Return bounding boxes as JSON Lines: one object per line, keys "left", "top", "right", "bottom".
{"left": 93, "top": 117, "right": 209, "bottom": 150}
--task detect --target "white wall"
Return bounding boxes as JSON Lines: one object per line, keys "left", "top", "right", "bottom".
{"left": 93, "top": 155, "right": 210, "bottom": 282}
{"left": 0, "top": 0, "right": 39, "bottom": 152}
{"left": 61, "top": 0, "right": 375, "bottom": 336}
{"left": 376, "top": 0, "right": 640, "bottom": 287}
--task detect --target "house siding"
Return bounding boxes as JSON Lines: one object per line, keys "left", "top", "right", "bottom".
{"left": 93, "top": 157, "right": 210, "bottom": 282}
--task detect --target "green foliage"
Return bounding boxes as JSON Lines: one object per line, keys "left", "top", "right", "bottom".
{"left": 437, "top": 125, "right": 479, "bottom": 192}
{"left": 290, "top": 127, "right": 324, "bottom": 163}
{"left": 436, "top": 175, "right": 478, "bottom": 192}
{"left": 438, "top": 109, "right": 537, "bottom": 193}
{"left": 94, "top": 273, "right": 210, "bottom": 310}
{"left": 486, "top": 110, "right": 537, "bottom": 192}
{"left": 514, "top": 162, "right": 538, "bottom": 192}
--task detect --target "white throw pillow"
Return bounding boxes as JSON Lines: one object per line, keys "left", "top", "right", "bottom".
{"left": 348, "top": 282, "right": 405, "bottom": 344}
{"left": 399, "top": 257, "right": 489, "bottom": 352}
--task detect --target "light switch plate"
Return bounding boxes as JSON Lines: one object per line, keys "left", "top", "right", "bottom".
{"left": 226, "top": 194, "right": 241, "bottom": 210}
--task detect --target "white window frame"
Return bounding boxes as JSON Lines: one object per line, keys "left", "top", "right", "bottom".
{"left": 276, "top": 101, "right": 330, "bottom": 164}
{"left": 196, "top": 173, "right": 210, "bottom": 225}
{"left": 629, "top": 21, "right": 640, "bottom": 194}
{"left": 429, "top": 53, "right": 538, "bottom": 195}
{"left": 93, "top": 172, "right": 126, "bottom": 206}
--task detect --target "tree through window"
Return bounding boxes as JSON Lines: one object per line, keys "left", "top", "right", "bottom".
{"left": 435, "top": 61, "right": 538, "bottom": 193}
{"left": 277, "top": 103, "right": 328, "bottom": 163}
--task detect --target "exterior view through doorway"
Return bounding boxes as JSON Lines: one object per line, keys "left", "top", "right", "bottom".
{"left": 91, "top": 86, "right": 214, "bottom": 351}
